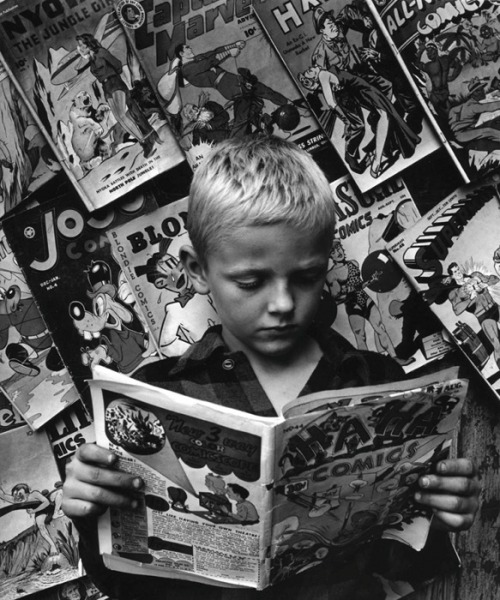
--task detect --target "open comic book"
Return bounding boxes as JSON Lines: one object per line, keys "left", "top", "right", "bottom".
{"left": 90, "top": 365, "right": 465, "bottom": 590}
{"left": 0, "top": 0, "right": 185, "bottom": 211}
{"left": 253, "top": 0, "right": 442, "bottom": 192}
{"left": 366, "top": 0, "right": 500, "bottom": 184}
{"left": 113, "top": 0, "right": 340, "bottom": 174}
{"left": 387, "top": 179, "right": 500, "bottom": 400}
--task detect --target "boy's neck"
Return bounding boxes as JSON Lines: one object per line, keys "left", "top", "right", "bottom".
{"left": 234, "top": 335, "right": 323, "bottom": 416}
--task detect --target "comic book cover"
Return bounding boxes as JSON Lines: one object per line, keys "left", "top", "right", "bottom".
{"left": 1, "top": 182, "right": 162, "bottom": 402}
{"left": 112, "top": 0, "right": 342, "bottom": 173}
{"left": 27, "top": 576, "right": 110, "bottom": 600}
{"left": 0, "top": 61, "right": 62, "bottom": 217}
{"left": 108, "top": 196, "right": 220, "bottom": 357}
{"left": 0, "top": 425, "right": 80, "bottom": 600}
{"left": 366, "top": 0, "right": 500, "bottom": 184}
{"left": 45, "top": 399, "right": 95, "bottom": 477}
{"left": 0, "top": 0, "right": 186, "bottom": 212}
{"left": 327, "top": 175, "right": 452, "bottom": 373}
{"left": 0, "top": 224, "right": 79, "bottom": 430}
{"left": 387, "top": 179, "right": 500, "bottom": 400}
{"left": 90, "top": 365, "right": 465, "bottom": 592}
{"left": 253, "top": 0, "right": 442, "bottom": 193}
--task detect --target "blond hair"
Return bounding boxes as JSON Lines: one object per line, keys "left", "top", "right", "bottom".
{"left": 187, "top": 136, "right": 336, "bottom": 263}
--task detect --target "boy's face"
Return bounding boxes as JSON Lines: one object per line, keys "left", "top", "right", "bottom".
{"left": 192, "top": 223, "right": 330, "bottom": 361}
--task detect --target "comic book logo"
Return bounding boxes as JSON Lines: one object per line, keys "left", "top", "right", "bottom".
{"left": 117, "top": 0, "right": 145, "bottom": 29}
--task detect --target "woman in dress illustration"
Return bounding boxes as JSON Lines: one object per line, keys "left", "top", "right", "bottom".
{"left": 298, "top": 64, "right": 420, "bottom": 178}
{"left": 76, "top": 33, "right": 158, "bottom": 158}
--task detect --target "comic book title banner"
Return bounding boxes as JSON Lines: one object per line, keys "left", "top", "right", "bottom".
{"left": 0, "top": 0, "right": 114, "bottom": 52}
{"left": 378, "top": 0, "right": 487, "bottom": 50}
{"left": 130, "top": 0, "right": 252, "bottom": 66}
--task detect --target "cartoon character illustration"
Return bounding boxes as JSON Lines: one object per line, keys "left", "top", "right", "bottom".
{"left": 68, "top": 91, "right": 118, "bottom": 172}
{"left": 134, "top": 237, "right": 218, "bottom": 355}
{"left": 75, "top": 33, "right": 161, "bottom": 159}
{"left": 222, "top": 483, "right": 259, "bottom": 525}
{"left": 0, "top": 481, "right": 64, "bottom": 562}
{"left": 69, "top": 260, "right": 148, "bottom": 373}
{"left": 0, "top": 285, "right": 64, "bottom": 377}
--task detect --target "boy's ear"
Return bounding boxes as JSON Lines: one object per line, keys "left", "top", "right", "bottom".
{"left": 179, "top": 245, "right": 210, "bottom": 295}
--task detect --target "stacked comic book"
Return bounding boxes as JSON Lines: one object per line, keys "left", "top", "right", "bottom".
{"left": 0, "top": 0, "right": 186, "bottom": 211}
{"left": 387, "top": 178, "right": 500, "bottom": 400}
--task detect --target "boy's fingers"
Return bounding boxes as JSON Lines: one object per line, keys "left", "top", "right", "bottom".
{"left": 62, "top": 482, "right": 141, "bottom": 517}
{"left": 69, "top": 459, "right": 143, "bottom": 491}
{"left": 418, "top": 474, "right": 481, "bottom": 496}
{"left": 415, "top": 491, "right": 478, "bottom": 514}
{"left": 75, "top": 443, "right": 118, "bottom": 467}
{"left": 435, "top": 458, "right": 476, "bottom": 477}
{"left": 431, "top": 510, "right": 476, "bottom": 532}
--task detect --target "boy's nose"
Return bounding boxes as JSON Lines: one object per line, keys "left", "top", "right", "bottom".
{"left": 268, "top": 282, "right": 295, "bottom": 314}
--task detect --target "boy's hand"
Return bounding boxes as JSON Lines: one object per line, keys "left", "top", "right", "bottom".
{"left": 62, "top": 444, "right": 143, "bottom": 519}
{"left": 415, "top": 458, "right": 480, "bottom": 532}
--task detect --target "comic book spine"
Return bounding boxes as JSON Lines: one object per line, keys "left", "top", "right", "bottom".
{"left": 365, "top": 0, "right": 470, "bottom": 183}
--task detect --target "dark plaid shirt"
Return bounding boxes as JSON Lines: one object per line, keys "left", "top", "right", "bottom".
{"left": 78, "top": 326, "right": 455, "bottom": 600}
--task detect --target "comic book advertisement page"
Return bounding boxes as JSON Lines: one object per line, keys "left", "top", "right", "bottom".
{"left": 387, "top": 180, "right": 500, "bottom": 400}
{"left": 26, "top": 576, "right": 110, "bottom": 600}
{"left": 90, "top": 368, "right": 275, "bottom": 589}
{"left": 0, "top": 61, "right": 62, "bottom": 217}
{"left": 0, "top": 224, "right": 79, "bottom": 430}
{"left": 270, "top": 374, "right": 467, "bottom": 588}
{"left": 113, "top": 0, "right": 338, "bottom": 172}
{"left": 0, "top": 425, "right": 80, "bottom": 600}
{"left": 253, "top": 0, "right": 442, "bottom": 193}
{"left": 45, "top": 400, "right": 95, "bottom": 478}
{"left": 0, "top": 0, "right": 186, "bottom": 212}
{"left": 366, "top": 0, "right": 500, "bottom": 184}
{"left": 326, "top": 176, "right": 451, "bottom": 373}
{"left": 108, "top": 196, "right": 220, "bottom": 357}
{"left": 1, "top": 184, "right": 161, "bottom": 401}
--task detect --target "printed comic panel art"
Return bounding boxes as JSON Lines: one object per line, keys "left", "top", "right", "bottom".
{"left": 254, "top": 0, "right": 440, "bottom": 192}
{"left": 378, "top": 0, "right": 500, "bottom": 181}
{"left": 116, "top": 0, "right": 327, "bottom": 170}
{"left": 0, "top": 427, "right": 80, "bottom": 600}
{"left": 268, "top": 397, "right": 456, "bottom": 584}
{"left": 399, "top": 189, "right": 500, "bottom": 395}
{"left": 27, "top": 576, "right": 109, "bottom": 600}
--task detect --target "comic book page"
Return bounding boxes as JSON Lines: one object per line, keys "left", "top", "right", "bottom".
{"left": 0, "top": 61, "right": 62, "bottom": 217}
{"left": 113, "top": 0, "right": 342, "bottom": 173}
{"left": 366, "top": 0, "right": 500, "bottom": 183}
{"left": 0, "top": 425, "right": 80, "bottom": 600}
{"left": 45, "top": 399, "right": 95, "bottom": 478}
{"left": 25, "top": 576, "right": 110, "bottom": 600}
{"left": 108, "top": 196, "right": 220, "bottom": 357}
{"left": 327, "top": 176, "right": 451, "bottom": 373}
{"left": 2, "top": 184, "right": 161, "bottom": 401}
{"left": 91, "top": 367, "right": 276, "bottom": 590}
{"left": 253, "top": 0, "right": 442, "bottom": 193}
{"left": 0, "top": 0, "right": 186, "bottom": 211}
{"left": 387, "top": 179, "right": 500, "bottom": 400}
{"left": 89, "top": 365, "right": 466, "bottom": 591}
{"left": 269, "top": 373, "right": 467, "bottom": 587}
{"left": 0, "top": 224, "right": 79, "bottom": 430}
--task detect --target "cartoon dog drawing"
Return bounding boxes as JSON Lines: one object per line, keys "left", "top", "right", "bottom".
{"left": 69, "top": 260, "right": 148, "bottom": 373}
{"left": 0, "top": 285, "right": 63, "bottom": 377}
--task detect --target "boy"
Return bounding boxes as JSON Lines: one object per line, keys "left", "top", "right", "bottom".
{"left": 63, "top": 136, "right": 480, "bottom": 600}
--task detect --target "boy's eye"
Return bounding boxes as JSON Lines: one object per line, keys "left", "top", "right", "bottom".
{"left": 295, "top": 269, "right": 326, "bottom": 285}
{"left": 235, "top": 278, "right": 261, "bottom": 290}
